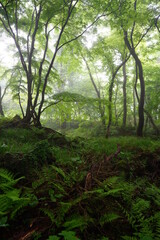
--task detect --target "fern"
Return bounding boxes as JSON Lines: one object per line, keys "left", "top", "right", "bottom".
{"left": 40, "top": 208, "right": 55, "bottom": 223}
{"left": 48, "top": 236, "right": 60, "bottom": 240}
{"left": 0, "top": 168, "right": 15, "bottom": 182}
{"left": 63, "top": 215, "right": 88, "bottom": 231}
{"left": 100, "top": 213, "right": 120, "bottom": 226}
{"left": 59, "top": 230, "right": 80, "bottom": 240}
{"left": 0, "top": 168, "right": 32, "bottom": 222}
{"left": 10, "top": 198, "right": 31, "bottom": 219}
{"left": 51, "top": 165, "right": 67, "bottom": 179}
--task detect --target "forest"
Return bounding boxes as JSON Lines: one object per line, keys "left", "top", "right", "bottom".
{"left": 0, "top": 0, "right": 160, "bottom": 239}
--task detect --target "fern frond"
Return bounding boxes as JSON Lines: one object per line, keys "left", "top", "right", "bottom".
{"left": 10, "top": 198, "right": 31, "bottom": 219}
{"left": 100, "top": 213, "right": 120, "bottom": 226}
{"left": 51, "top": 165, "right": 66, "bottom": 179}
{"left": 40, "top": 208, "right": 55, "bottom": 223}
{"left": 0, "top": 168, "right": 15, "bottom": 182}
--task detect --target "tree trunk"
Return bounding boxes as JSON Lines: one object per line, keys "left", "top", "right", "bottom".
{"left": 106, "top": 55, "right": 130, "bottom": 137}
{"left": 133, "top": 88, "right": 137, "bottom": 128}
{"left": 144, "top": 109, "right": 159, "bottom": 136}
{"left": 134, "top": 66, "right": 159, "bottom": 136}
{"left": 106, "top": 73, "right": 114, "bottom": 137}
{"left": 114, "top": 81, "right": 119, "bottom": 126}
{"left": 122, "top": 61, "right": 127, "bottom": 128}
{"left": 124, "top": 31, "right": 145, "bottom": 137}
{"left": 0, "top": 87, "right": 4, "bottom": 116}
{"left": 82, "top": 56, "right": 106, "bottom": 131}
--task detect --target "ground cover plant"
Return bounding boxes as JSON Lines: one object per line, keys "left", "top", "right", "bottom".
{"left": 0, "top": 127, "right": 160, "bottom": 240}
{"left": 0, "top": 1, "right": 160, "bottom": 239}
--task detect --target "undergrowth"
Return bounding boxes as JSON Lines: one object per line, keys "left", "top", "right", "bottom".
{"left": 0, "top": 127, "right": 160, "bottom": 239}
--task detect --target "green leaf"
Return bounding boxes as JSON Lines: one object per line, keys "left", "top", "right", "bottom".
{"left": 63, "top": 215, "right": 88, "bottom": 230}
{"left": 51, "top": 165, "right": 66, "bottom": 179}
{"left": 100, "top": 213, "right": 120, "bottom": 226}
{"left": 59, "top": 230, "right": 80, "bottom": 240}
{"left": 47, "top": 236, "right": 60, "bottom": 240}
{"left": 0, "top": 216, "right": 9, "bottom": 227}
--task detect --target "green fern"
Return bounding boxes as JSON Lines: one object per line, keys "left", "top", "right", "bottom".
{"left": 0, "top": 168, "right": 32, "bottom": 222}
{"left": 63, "top": 215, "right": 89, "bottom": 231}
{"left": 0, "top": 168, "right": 15, "bottom": 182}
{"left": 40, "top": 208, "right": 55, "bottom": 223}
{"left": 59, "top": 230, "right": 80, "bottom": 240}
{"left": 100, "top": 213, "right": 120, "bottom": 226}
{"left": 51, "top": 165, "right": 67, "bottom": 179}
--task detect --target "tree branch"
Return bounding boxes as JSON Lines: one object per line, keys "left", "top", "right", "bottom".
{"left": 41, "top": 100, "right": 61, "bottom": 114}
{"left": 1, "top": 84, "right": 9, "bottom": 100}
{"left": 57, "top": 13, "right": 106, "bottom": 51}
{"left": 38, "top": 0, "right": 79, "bottom": 118}
{"left": 155, "top": 14, "right": 160, "bottom": 33}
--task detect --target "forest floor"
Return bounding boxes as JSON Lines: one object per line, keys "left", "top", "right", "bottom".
{"left": 0, "top": 126, "right": 160, "bottom": 240}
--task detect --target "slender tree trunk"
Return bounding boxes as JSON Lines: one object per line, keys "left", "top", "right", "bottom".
{"left": 144, "top": 109, "right": 159, "bottom": 136}
{"left": 134, "top": 67, "right": 159, "bottom": 136}
{"left": 106, "top": 55, "right": 130, "bottom": 137}
{"left": 124, "top": 31, "right": 145, "bottom": 137}
{"left": 114, "top": 81, "right": 119, "bottom": 126}
{"left": 23, "top": 77, "right": 32, "bottom": 124}
{"left": 133, "top": 88, "right": 137, "bottom": 127}
{"left": 106, "top": 73, "right": 114, "bottom": 137}
{"left": 82, "top": 56, "right": 106, "bottom": 131}
{"left": 144, "top": 116, "right": 149, "bottom": 132}
{"left": 0, "top": 87, "right": 4, "bottom": 116}
{"left": 122, "top": 61, "right": 127, "bottom": 128}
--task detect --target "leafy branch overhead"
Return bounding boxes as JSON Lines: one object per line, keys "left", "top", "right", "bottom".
{"left": 52, "top": 91, "right": 102, "bottom": 103}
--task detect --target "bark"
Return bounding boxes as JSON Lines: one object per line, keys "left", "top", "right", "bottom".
{"left": 106, "top": 55, "right": 130, "bottom": 138}
{"left": 144, "top": 109, "right": 159, "bottom": 136}
{"left": 114, "top": 81, "right": 118, "bottom": 126}
{"left": 124, "top": 30, "right": 145, "bottom": 137}
{"left": 122, "top": 60, "right": 127, "bottom": 128}
{"left": 144, "top": 116, "right": 149, "bottom": 132}
{"left": 0, "top": 85, "right": 9, "bottom": 117}
{"left": 134, "top": 68, "right": 159, "bottom": 136}
{"left": 0, "top": 87, "right": 4, "bottom": 116}
{"left": 133, "top": 88, "right": 137, "bottom": 127}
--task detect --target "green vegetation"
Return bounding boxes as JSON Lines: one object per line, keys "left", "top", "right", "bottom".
{"left": 0, "top": 0, "right": 160, "bottom": 239}
{"left": 0, "top": 127, "right": 160, "bottom": 239}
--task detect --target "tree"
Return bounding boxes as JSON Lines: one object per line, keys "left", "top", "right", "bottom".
{"left": 0, "top": 0, "right": 101, "bottom": 126}
{"left": 107, "top": 0, "right": 157, "bottom": 136}
{"left": 81, "top": 53, "right": 106, "bottom": 131}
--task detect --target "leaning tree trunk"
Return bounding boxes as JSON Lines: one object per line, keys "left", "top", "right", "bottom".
{"left": 124, "top": 31, "right": 145, "bottom": 137}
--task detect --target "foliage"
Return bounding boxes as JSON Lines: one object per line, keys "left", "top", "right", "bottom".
{"left": 0, "top": 127, "right": 160, "bottom": 239}
{"left": 0, "top": 168, "right": 32, "bottom": 226}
